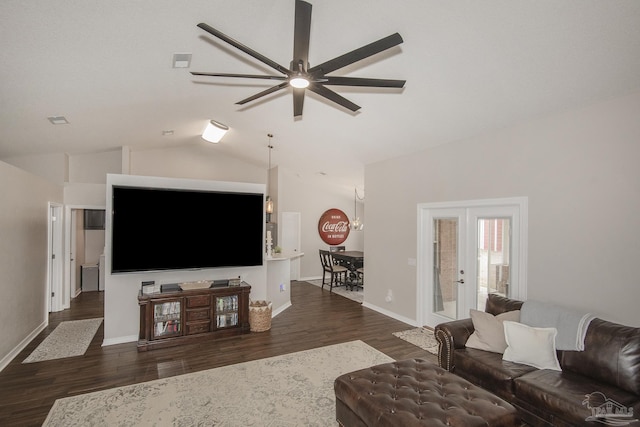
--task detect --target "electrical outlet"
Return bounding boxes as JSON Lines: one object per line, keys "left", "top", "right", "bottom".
{"left": 279, "top": 283, "right": 286, "bottom": 292}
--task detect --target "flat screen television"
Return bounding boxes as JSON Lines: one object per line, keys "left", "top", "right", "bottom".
{"left": 111, "top": 185, "right": 264, "bottom": 273}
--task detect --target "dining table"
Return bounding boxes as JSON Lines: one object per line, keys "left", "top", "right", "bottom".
{"left": 330, "top": 251, "right": 364, "bottom": 289}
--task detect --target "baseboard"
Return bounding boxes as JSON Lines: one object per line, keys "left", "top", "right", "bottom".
{"left": 0, "top": 320, "right": 48, "bottom": 372}
{"left": 272, "top": 301, "right": 292, "bottom": 317}
{"left": 299, "top": 276, "right": 322, "bottom": 282}
{"left": 102, "top": 335, "right": 138, "bottom": 347}
{"left": 362, "top": 302, "right": 418, "bottom": 327}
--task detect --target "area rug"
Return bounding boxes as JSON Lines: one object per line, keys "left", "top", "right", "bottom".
{"left": 23, "top": 318, "right": 103, "bottom": 363}
{"left": 305, "top": 279, "right": 364, "bottom": 304}
{"left": 43, "top": 340, "right": 393, "bottom": 426}
{"left": 392, "top": 327, "right": 439, "bottom": 355}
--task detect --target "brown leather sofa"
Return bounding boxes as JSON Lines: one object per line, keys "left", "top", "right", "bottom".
{"left": 435, "top": 294, "right": 640, "bottom": 426}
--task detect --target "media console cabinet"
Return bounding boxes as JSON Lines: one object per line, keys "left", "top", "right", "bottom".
{"left": 137, "top": 283, "right": 251, "bottom": 351}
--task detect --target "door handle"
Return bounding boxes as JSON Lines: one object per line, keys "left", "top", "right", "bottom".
{"left": 455, "top": 279, "right": 465, "bottom": 284}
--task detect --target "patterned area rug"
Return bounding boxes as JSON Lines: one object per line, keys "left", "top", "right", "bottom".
{"left": 43, "top": 340, "right": 393, "bottom": 426}
{"left": 23, "top": 318, "right": 103, "bottom": 363}
{"left": 392, "top": 327, "right": 439, "bottom": 355}
{"left": 305, "top": 279, "right": 364, "bottom": 304}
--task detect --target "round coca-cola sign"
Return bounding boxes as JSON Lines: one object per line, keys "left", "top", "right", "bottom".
{"left": 318, "top": 208, "right": 350, "bottom": 245}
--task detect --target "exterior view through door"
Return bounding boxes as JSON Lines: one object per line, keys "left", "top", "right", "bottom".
{"left": 433, "top": 217, "right": 511, "bottom": 319}
{"left": 419, "top": 198, "right": 527, "bottom": 328}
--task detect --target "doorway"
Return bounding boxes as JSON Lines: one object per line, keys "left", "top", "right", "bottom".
{"left": 418, "top": 197, "right": 528, "bottom": 328}
{"left": 64, "top": 206, "right": 106, "bottom": 309}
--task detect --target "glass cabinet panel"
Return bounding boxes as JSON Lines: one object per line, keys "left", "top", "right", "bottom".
{"left": 153, "top": 300, "right": 181, "bottom": 338}
{"left": 215, "top": 295, "right": 239, "bottom": 328}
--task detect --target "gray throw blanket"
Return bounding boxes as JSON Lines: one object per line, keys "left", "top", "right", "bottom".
{"left": 520, "top": 300, "right": 595, "bottom": 351}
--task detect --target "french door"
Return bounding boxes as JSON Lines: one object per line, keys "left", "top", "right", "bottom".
{"left": 418, "top": 198, "right": 527, "bottom": 328}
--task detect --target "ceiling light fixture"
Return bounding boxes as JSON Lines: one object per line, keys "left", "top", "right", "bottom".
{"left": 289, "top": 61, "right": 310, "bottom": 88}
{"left": 202, "top": 120, "right": 229, "bottom": 143}
{"left": 289, "top": 75, "right": 309, "bottom": 88}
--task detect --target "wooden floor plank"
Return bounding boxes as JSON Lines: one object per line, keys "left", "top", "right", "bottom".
{"left": 0, "top": 281, "right": 433, "bottom": 426}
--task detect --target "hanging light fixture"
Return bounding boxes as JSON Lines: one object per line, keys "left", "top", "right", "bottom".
{"left": 202, "top": 119, "right": 229, "bottom": 143}
{"left": 265, "top": 134, "right": 274, "bottom": 222}
{"left": 351, "top": 187, "right": 364, "bottom": 231}
{"left": 289, "top": 60, "right": 310, "bottom": 88}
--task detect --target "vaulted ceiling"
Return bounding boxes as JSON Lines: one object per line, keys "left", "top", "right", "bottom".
{"left": 2, "top": 1, "right": 640, "bottom": 192}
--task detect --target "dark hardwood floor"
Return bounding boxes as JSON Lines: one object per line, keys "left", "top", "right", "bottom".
{"left": 0, "top": 281, "right": 434, "bottom": 426}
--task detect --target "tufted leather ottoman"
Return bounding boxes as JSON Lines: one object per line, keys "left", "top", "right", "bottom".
{"left": 334, "top": 358, "right": 519, "bottom": 427}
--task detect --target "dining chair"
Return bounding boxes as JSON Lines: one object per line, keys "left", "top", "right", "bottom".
{"left": 319, "top": 249, "right": 348, "bottom": 293}
{"left": 356, "top": 267, "right": 364, "bottom": 288}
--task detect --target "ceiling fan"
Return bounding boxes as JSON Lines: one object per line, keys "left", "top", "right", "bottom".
{"left": 191, "top": 0, "right": 405, "bottom": 117}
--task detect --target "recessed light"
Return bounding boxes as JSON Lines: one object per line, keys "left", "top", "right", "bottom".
{"left": 48, "top": 116, "right": 69, "bottom": 125}
{"left": 172, "top": 53, "right": 192, "bottom": 68}
{"left": 162, "top": 130, "right": 174, "bottom": 136}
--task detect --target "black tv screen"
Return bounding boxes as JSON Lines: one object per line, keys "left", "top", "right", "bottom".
{"left": 111, "top": 186, "right": 264, "bottom": 273}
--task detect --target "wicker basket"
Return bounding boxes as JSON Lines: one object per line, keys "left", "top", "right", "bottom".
{"left": 249, "top": 300, "right": 272, "bottom": 332}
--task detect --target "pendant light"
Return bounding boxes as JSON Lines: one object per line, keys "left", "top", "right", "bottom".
{"left": 265, "top": 134, "right": 274, "bottom": 222}
{"left": 351, "top": 187, "right": 364, "bottom": 231}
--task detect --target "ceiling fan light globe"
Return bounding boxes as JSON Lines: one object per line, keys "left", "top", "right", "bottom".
{"left": 290, "top": 77, "right": 310, "bottom": 88}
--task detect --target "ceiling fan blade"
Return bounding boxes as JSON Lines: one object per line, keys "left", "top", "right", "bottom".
{"left": 292, "top": 0, "right": 312, "bottom": 70}
{"left": 307, "top": 84, "right": 360, "bottom": 112}
{"left": 324, "top": 76, "right": 406, "bottom": 88}
{"left": 197, "top": 23, "right": 291, "bottom": 76}
{"left": 236, "top": 82, "right": 289, "bottom": 105}
{"left": 309, "top": 33, "right": 403, "bottom": 76}
{"left": 293, "top": 88, "right": 305, "bottom": 117}
{"left": 191, "top": 72, "right": 287, "bottom": 81}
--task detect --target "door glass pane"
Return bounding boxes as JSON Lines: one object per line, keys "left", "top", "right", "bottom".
{"left": 433, "top": 218, "right": 458, "bottom": 319}
{"left": 476, "top": 218, "right": 511, "bottom": 310}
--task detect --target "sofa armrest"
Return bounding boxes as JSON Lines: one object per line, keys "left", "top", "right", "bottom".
{"left": 434, "top": 318, "right": 474, "bottom": 372}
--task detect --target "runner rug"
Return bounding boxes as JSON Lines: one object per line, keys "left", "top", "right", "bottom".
{"left": 305, "top": 279, "right": 364, "bottom": 304}
{"left": 23, "top": 317, "right": 103, "bottom": 363}
{"left": 43, "top": 340, "right": 393, "bottom": 426}
{"left": 392, "top": 327, "right": 439, "bottom": 355}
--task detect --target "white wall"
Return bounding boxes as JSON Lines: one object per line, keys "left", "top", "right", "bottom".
{"left": 84, "top": 229, "right": 105, "bottom": 265}
{"left": 0, "top": 160, "right": 63, "bottom": 369}
{"left": 69, "top": 150, "right": 122, "bottom": 184}
{"left": 131, "top": 144, "right": 267, "bottom": 183}
{"left": 103, "top": 174, "right": 268, "bottom": 345}
{"left": 365, "top": 91, "right": 640, "bottom": 327}
{"left": 1, "top": 152, "right": 69, "bottom": 185}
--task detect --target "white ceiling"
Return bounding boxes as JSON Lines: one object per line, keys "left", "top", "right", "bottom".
{"left": 2, "top": 1, "right": 640, "bottom": 192}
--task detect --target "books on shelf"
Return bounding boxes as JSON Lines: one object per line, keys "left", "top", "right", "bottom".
{"left": 216, "top": 295, "right": 238, "bottom": 312}
{"left": 216, "top": 313, "right": 238, "bottom": 328}
{"left": 155, "top": 319, "right": 180, "bottom": 336}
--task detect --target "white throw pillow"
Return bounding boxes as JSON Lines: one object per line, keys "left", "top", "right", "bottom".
{"left": 466, "top": 309, "right": 521, "bottom": 354}
{"left": 502, "top": 321, "right": 561, "bottom": 371}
